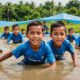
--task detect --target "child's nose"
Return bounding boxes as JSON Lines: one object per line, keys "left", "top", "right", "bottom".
{"left": 34, "top": 34, "right": 38, "bottom": 37}
{"left": 57, "top": 35, "right": 61, "bottom": 38}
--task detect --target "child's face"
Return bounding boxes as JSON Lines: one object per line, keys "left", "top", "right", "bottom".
{"left": 69, "top": 30, "right": 74, "bottom": 36}
{"left": 27, "top": 26, "right": 43, "bottom": 46}
{"left": 12, "top": 26, "right": 19, "bottom": 35}
{"left": 4, "top": 29, "right": 9, "bottom": 34}
{"left": 51, "top": 26, "right": 66, "bottom": 47}
{"left": 22, "top": 30, "right": 25, "bottom": 34}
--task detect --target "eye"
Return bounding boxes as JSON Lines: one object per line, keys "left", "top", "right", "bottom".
{"left": 53, "top": 33, "right": 58, "bottom": 36}
{"left": 37, "top": 32, "right": 41, "bottom": 35}
{"left": 60, "top": 33, "right": 65, "bottom": 35}
{"left": 30, "top": 31, "right": 34, "bottom": 34}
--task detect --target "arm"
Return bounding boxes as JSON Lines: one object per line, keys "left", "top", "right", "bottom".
{"left": 7, "top": 34, "right": 12, "bottom": 43}
{"left": 71, "top": 53, "right": 78, "bottom": 67}
{"left": 75, "top": 45, "right": 80, "bottom": 49}
{"left": 0, "top": 52, "right": 12, "bottom": 62}
{"left": 75, "top": 37, "right": 80, "bottom": 49}
{"left": 49, "top": 62, "right": 56, "bottom": 68}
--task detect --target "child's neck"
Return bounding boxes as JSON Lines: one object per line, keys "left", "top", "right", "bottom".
{"left": 31, "top": 44, "right": 40, "bottom": 51}
{"left": 53, "top": 42, "right": 61, "bottom": 48}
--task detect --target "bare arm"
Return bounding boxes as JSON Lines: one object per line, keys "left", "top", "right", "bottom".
{"left": 0, "top": 52, "right": 12, "bottom": 62}
{"left": 71, "top": 53, "right": 78, "bottom": 67}
{"left": 49, "top": 62, "right": 56, "bottom": 68}
{"left": 75, "top": 45, "right": 80, "bottom": 49}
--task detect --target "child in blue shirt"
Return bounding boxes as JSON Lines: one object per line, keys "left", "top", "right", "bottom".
{"left": 48, "top": 21, "right": 78, "bottom": 67}
{"left": 66, "top": 28, "right": 76, "bottom": 42}
{"left": 7, "top": 24, "right": 23, "bottom": 43}
{"left": 0, "top": 21, "right": 56, "bottom": 67}
{"left": 21, "top": 29, "right": 26, "bottom": 37}
{"left": 75, "top": 36, "right": 80, "bottom": 49}
{"left": 0, "top": 26, "right": 11, "bottom": 39}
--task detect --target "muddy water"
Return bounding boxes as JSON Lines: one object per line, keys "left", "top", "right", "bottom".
{"left": 0, "top": 37, "right": 80, "bottom": 80}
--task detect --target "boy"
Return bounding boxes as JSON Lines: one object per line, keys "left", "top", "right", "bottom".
{"left": 75, "top": 36, "right": 80, "bottom": 49}
{"left": 21, "top": 28, "right": 26, "bottom": 37}
{"left": 7, "top": 24, "right": 23, "bottom": 43}
{"left": 48, "top": 21, "right": 78, "bottom": 67}
{"left": 0, "top": 21, "right": 56, "bottom": 67}
{"left": 0, "top": 26, "right": 11, "bottom": 39}
{"left": 44, "top": 27, "right": 50, "bottom": 36}
{"left": 43, "top": 21, "right": 49, "bottom": 32}
{"left": 66, "top": 28, "right": 76, "bottom": 42}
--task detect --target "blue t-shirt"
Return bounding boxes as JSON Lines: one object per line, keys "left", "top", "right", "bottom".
{"left": 0, "top": 33, "right": 11, "bottom": 39}
{"left": 76, "top": 36, "right": 80, "bottom": 47}
{"left": 11, "top": 41, "right": 55, "bottom": 64}
{"left": 66, "top": 35, "right": 76, "bottom": 42}
{"left": 7, "top": 33, "right": 23, "bottom": 43}
{"left": 43, "top": 25, "right": 48, "bottom": 30}
{"left": 48, "top": 40, "right": 74, "bottom": 60}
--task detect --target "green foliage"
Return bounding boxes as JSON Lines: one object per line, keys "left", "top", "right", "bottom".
{"left": 0, "top": 0, "right": 80, "bottom": 21}
{"left": 0, "top": 0, "right": 79, "bottom": 34}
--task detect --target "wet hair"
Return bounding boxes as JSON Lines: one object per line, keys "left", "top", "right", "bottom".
{"left": 26, "top": 20, "right": 44, "bottom": 34}
{"left": 12, "top": 24, "right": 19, "bottom": 30}
{"left": 50, "top": 21, "right": 66, "bottom": 34}
{"left": 68, "top": 28, "right": 74, "bottom": 33}
{"left": 4, "top": 26, "right": 9, "bottom": 31}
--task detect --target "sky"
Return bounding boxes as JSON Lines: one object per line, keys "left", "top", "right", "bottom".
{"left": 0, "top": 0, "right": 71, "bottom": 6}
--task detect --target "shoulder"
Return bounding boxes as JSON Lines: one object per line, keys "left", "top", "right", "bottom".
{"left": 41, "top": 41, "right": 52, "bottom": 50}
{"left": 47, "top": 40, "right": 53, "bottom": 44}
{"left": 77, "top": 36, "right": 80, "bottom": 39}
{"left": 72, "top": 35, "right": 76, "bottom": 38}
{"left": 63, "top": 39, "right": 71, "bottom": 45}
{"left": 16, "top": 41, "right": 30, "bottom": 49}
{"left": 19, "top": 33, "right": 22, "bottom": 36}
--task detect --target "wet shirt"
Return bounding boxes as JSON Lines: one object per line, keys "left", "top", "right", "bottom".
{"left": 66, "top": 35, "right": 76, "bottom": 42}
{"left": 76, "top": 36, "right": 80, "bottom": 47}
{"left": 11, "top": 41, "right": 55, "bottom": 64}
{"left": 0, "top": 33, "right": 11, "bottom": 39}
{"left": 7, "top": 33, "right": 23, "bottom": 43}
{"left": 48, "top": 40, "right": 74, "bottom": 60}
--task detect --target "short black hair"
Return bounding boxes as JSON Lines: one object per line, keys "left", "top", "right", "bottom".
{"left": 4, "top": 26, "right": 9, "bottom": 30}
{"left": 68, "top": 28, "right": 74, "bottom": 33}
{"left": 50, "top": 21, "right": 66, "bottom": 34}
{"left": 21, "top": 29, "right": 25, "bottom": 32}
{"left": 12, "top": 24, "right": 19, "bottom": 30}
{"left": 26, "top": 20, "right": 44, "bottom": 34}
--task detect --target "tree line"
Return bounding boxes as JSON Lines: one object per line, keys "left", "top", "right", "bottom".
{"left": 0, "top": 0, "right": 80, "bottom": 21}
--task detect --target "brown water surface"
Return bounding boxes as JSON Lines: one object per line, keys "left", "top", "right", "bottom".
{"left": 0, "top": 37, "right": 80, "bottom": 80}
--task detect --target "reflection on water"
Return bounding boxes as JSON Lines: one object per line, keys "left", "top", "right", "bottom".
{"left": 0, "top": 37, "right": 80, "bottom": 80}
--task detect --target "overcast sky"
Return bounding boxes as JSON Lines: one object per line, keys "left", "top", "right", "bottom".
{"left": 0, "top": 0, "right": 71, "bottom": 6}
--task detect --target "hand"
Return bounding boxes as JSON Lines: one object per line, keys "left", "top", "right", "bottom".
{"left": 74, "top": 64, "right": 80, "bottom": 67}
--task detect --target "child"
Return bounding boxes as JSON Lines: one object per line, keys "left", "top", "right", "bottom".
{"left": 75, "top": 36, "right": 80, "bottom": 49}
{"left": 0, "top": 21, "right": 56, "bottom": 67}
{"left": 7, "top": 24, "right": 23, "bottom": 43}
{"left": 44, "top": 27, "right": 50, "bottom": 36}
{"left": 0, "top": 26, "right": 11, "bottom": 39}
{"left": 21, "top": 28, "right": 26, "bottom": 37}
{"left": 48, "top": 21, "right": 78, "bottom": 67}
{"left": 43, "top": 21, "right": 49, "bottom": 32}
{"left": 66, "top": 28, "right": 76, "bottom": 42}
